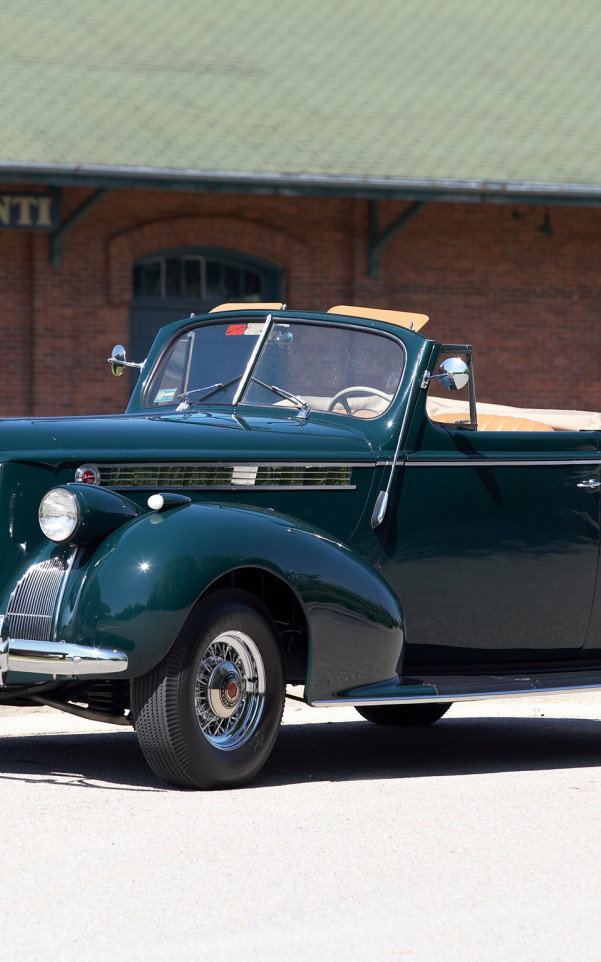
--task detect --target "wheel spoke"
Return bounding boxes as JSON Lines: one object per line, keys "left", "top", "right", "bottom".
{"left": 194, "top": 629, "right": 266, "bottom": 750}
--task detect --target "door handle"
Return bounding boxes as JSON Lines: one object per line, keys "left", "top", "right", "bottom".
{"left": 577, "top": 478, "right": 601, "bottom": 491}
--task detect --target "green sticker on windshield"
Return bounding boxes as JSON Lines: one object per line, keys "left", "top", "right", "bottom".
{"left": 155, "top": 388, "right": 177, "bottom": 403}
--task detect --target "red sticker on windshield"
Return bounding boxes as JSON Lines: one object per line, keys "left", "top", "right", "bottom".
{"left": 226, "top": 324, "right": 247, "bottom": 336}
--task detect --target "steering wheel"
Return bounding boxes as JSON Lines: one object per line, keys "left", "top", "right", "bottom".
{"left": 327, "top": 386, "right": 391, "bottom": 416}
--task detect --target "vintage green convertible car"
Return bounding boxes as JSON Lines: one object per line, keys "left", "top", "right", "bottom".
{"left": 1, "top": 301, "right": 600, "bottom": 789}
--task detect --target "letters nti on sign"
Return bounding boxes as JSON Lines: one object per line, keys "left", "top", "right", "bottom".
{"left": 0, "top": 192, "right": 61, "bottom": 230}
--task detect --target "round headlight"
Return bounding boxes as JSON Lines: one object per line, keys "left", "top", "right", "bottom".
{"left": 39, "top": 488, "right": 80, "bottom": 542}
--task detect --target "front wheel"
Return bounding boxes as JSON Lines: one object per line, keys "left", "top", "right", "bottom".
{"left": 356, "top": 702, "right": 452, "bottom": 726}
{"left": 131, "top": 590, "right": 285, "bottom": 789}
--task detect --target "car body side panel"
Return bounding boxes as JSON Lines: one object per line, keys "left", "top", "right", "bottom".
{"left": 53, "top": 503, "right": 404, "bottom": 700}
{"left": 390, "top": 407, "right": 601, "bottom": 668}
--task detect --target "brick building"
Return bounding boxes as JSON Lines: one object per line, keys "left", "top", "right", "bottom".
{"left": 2, "top": 1, "right": 601, "bottom": 417}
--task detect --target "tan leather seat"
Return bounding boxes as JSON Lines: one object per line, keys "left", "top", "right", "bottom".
{"left": 435, "top": 412, "right": 554, "bottom": 431}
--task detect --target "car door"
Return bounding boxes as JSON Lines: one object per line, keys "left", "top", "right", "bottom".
{"left": 379, "top": 412, "right": 601, "bottom": 670}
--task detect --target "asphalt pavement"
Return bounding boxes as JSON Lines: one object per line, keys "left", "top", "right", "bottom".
{"left": 0, "top": 690, "right": 600, "bottom": 962}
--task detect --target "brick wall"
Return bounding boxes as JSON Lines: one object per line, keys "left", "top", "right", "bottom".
{"left": 0, "top": 229, "right": 34, "bottom": 415}
{"left": 1, "top": 184, "right": 600, "bottom": 417}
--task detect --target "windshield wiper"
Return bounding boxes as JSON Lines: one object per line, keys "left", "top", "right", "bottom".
{"left": 249, "top": 377, "right": 310, "bottom": 421}
{"left": 176, "top": 377, "right": 241, "bottom": 410}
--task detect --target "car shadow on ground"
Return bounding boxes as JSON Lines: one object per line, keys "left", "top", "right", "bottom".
{"left": 0, "top": 729, "right": 158, "bottom": 791}
{"left": 0, "top": 713, "right": 600, "bottom": 791}
{"left": 259, "top": 714, "right": 601, "bottom": 787}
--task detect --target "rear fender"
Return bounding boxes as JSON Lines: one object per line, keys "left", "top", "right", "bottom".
{"left": 58, "top": 502, "right": 404, "bottom": 699}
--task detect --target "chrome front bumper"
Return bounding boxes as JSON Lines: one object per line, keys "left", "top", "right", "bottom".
{"left": 0, "top": 636, "right": 128, "bottom": 680}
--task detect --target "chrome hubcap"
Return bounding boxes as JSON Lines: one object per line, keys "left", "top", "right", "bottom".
{"left": 207, "top": 661, "right": 242, "bottom": 718}
{"left": 195, "top": 630, "right": 266, "bottom": 750}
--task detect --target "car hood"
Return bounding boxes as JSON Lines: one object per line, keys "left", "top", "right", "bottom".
{"left": 0, "top": 410, "right": 378, "bottom": 466}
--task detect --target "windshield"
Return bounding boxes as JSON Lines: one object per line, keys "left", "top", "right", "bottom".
{"left": 145, "top": 317, "right": 405, "bottom": 418}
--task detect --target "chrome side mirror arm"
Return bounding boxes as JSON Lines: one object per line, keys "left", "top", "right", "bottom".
{"left": 422, "top": 346, "right": 478, "bottom": 431}
{"left": 421, "top": 356, "right": 470, "bottom": 391}
{"left": 107, "top": 345, "right": 144, "bottom": 377}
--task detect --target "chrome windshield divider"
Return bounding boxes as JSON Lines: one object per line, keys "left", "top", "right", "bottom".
{"left": 232, "top": 313, "right": 273, "bottom": 406}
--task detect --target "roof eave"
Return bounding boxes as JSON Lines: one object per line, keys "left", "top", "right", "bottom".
{"left": 2, "top": 160, "right": 601, "bottom": 207}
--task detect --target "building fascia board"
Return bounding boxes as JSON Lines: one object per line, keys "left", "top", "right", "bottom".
{"left": 2, "top": 161, "right": 601, "bottom": 208}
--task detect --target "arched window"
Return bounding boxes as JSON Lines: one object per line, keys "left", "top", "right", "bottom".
{"left": 130, "top": 247, "right": 283, "bottom": 361}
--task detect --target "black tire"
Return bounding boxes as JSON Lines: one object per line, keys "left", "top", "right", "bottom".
{"left": 131, "top": 590, "right": 285, "bottom": 789}
{"left": 356, "top": 702, "right": 452, "bottom": 726}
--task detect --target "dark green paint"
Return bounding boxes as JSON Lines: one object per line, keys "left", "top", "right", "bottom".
{"left": 58, "top": 483, "right": 141, "bottom": 545}
{"left": 51, "top": 501, "right": 404, "bottom": 700}
{"left": 1, "top": 307, "right": 600, "bottom": 705}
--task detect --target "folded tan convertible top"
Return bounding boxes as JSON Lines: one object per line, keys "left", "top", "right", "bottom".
{"left": 328, "top": 305, "right": 429, "bottom": 332}
{"left": 427, "top": 395, "right": 601, "bottom": 431}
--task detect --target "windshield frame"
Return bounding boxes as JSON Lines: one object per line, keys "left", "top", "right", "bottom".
{"left": 140, "top": 313, "right": 407, "bottom": 420}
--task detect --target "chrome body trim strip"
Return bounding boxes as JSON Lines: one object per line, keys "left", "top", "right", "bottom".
{"left": 311, "top": 667, "right": 601, "bottom": 706}
{"left": 401, "top": 459, "right": 601, "bottom": 468}
{"left": 311, "top": 683, "right": 601, "bottom": 708}
{"left": 3, "top": 639, "right": 128, "bottom": 678}
{"left": 0, "top": 636, "right": 7, "bottom": 677}
{"left": 97, "top": 461, "right": 371, "bottom": 490}
{"left": 97, "top": 460, "right": 375, "bottom": 470}
{"left": 128, "top": 484, "right": 358, "bottom": 492}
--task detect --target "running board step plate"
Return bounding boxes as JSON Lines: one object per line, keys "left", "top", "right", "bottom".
{"left": 312, "top": 669, "right": 601, "bottom": 707}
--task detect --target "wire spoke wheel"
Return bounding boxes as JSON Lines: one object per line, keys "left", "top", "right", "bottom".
{"left": 194, "top": 630, "right": 266, "bottom": 749}
{"left": 131, "top": 590, "right": 284, "bottom": 789}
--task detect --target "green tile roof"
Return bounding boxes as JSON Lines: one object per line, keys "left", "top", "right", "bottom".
{"left": 1, "top": 0, "right": 601, "bottom": 197}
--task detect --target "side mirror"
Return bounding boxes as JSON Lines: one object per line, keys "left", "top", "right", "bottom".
{"left": 439, "top": 357, "right": 469, "bottom": 391}
{"left": 109, "top": 344, "right": 127, "bottom": 377}
{"left": 107, "top": 345, "right": 144, "bottom": 376}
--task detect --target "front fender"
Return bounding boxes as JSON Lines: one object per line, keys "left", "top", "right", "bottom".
{"left": 58, "top": 502, "right": 404, "bottom": 699}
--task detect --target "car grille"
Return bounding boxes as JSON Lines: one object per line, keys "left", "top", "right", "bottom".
{"left": 97, "top": 462, "right": 355, "bottom": 490}
{"left": 6, "top": 556, "right": 71, "bottom": 642}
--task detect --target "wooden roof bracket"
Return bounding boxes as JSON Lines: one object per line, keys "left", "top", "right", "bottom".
{"left": 367, "top": 199, "right": 427, "bottom": 278}
{"left": 49, "top": 187, "right": 111, "bottom": 267}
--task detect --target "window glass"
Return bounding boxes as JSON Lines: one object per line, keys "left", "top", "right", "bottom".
{"left": 183, "top": 258, "right": 202, "bottom": 298}
{"left": 146, "top": 318, "right": 405, "bottom": 418}
{"left": 244, "top": 269, "right": 261, "bottom": 300}
{"left": 133, "top": 255, "right": 273, "bottom": 303}
{"left": 245, "top": 323, "right": 403, "bottom": 416}
{"left": 152, "top": 333, "right": 193, "bottom": 405}
{"left": 223, "top": 265, "right": 241, "bottom": 298}
{"left": 136, "top": 260, "right": 162, "bottom": 297}
{"left": 206, "top": 260, "right": 221, "bottom": 293}
{"left": 165, "top": 258, "right": 181, "bottom": 297}
{"left": 132, "top": 263, "right": 143, "bottom": 297}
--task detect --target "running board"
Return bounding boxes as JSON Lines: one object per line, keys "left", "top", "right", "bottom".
{"left": 311, "top": 668, "right": 601, "bottom": 707}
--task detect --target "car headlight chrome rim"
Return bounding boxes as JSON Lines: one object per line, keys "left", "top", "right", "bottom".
{"left": 39, "top": 488, "right": 80, "bottom": 542}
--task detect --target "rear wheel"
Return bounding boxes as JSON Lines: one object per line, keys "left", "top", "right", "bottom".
{"left": 356, "top": 702, "right": 452, "bottom": 726}
{"left": 131, "top": 590, "right": 285, "bottom": 789}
